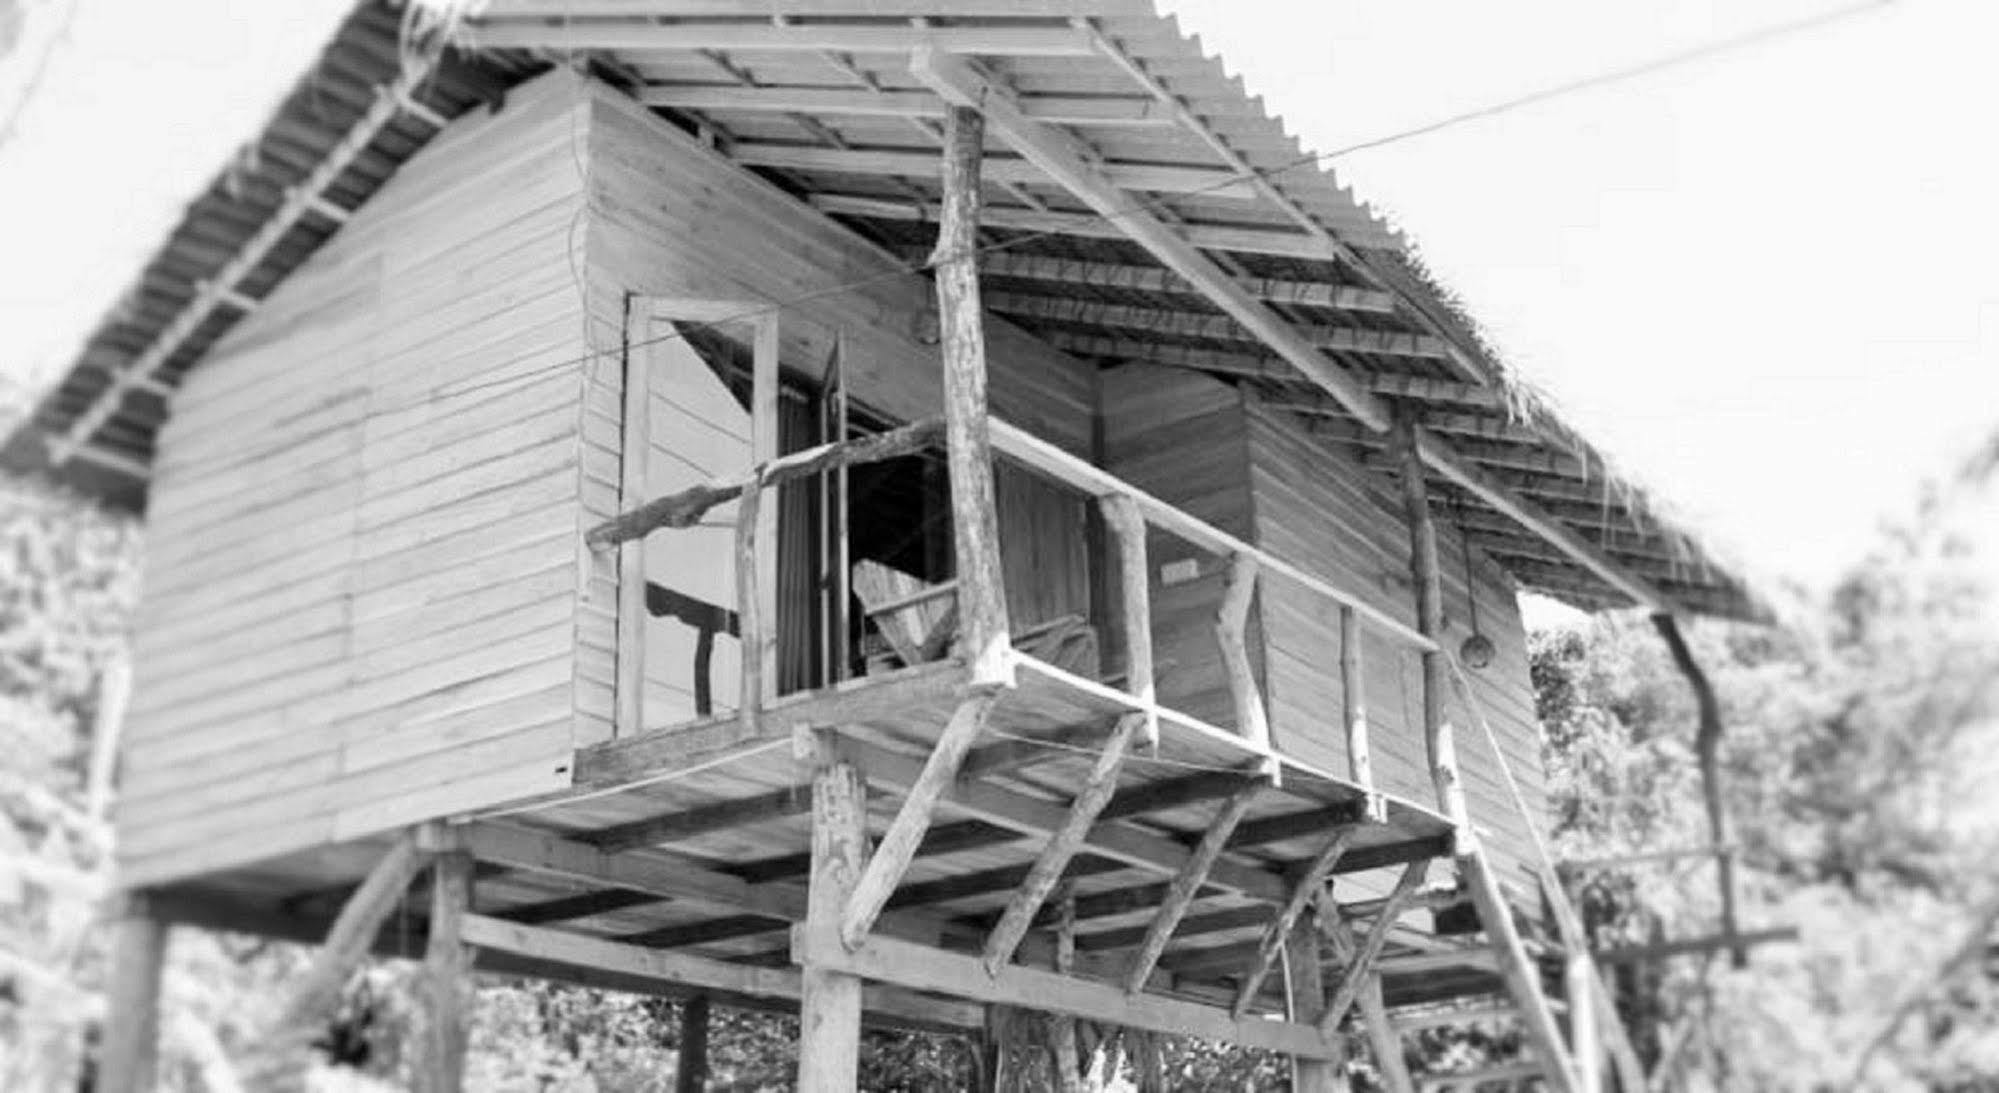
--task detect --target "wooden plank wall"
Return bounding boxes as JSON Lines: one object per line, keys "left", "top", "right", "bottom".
{"left": 119, "top": 74, "right": 593, "bottom": 886}
{"left": 575, "top": 74, "right": 1098, "bottom": 727}
{"left": 1098, "top": 365, "right": 1262, "bottom": 731}
{"left": 1241, "top": 390, "right": 1548, "bottom": 890}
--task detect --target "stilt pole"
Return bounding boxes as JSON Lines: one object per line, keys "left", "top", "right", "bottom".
{"left": 1284, "top": 905, "right": 1347, "bottom": 1093}
{"left": 930, "top": 104, "right": 1012, "bottom": 686}
{"left": 676, "top": 996, "right": 711, "bottom": 1093}
{"left": 98, "top": 893, "right": 169, "bottom": 1093}
{"left": 419, "top": 850, "right": 475, "bottom": 1093}
{"left": 797, "top": 731, "right": 868, "bottom": 1093}
{"left": 1652, "top": 613, "right": 1746, "bottom": 969}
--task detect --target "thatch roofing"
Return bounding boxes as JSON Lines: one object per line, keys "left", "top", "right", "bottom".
{"left": 0, "top": 0, "right": 1765, "bottom": 620}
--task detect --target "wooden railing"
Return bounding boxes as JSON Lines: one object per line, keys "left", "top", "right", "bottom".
{"left": 988, "top": 419, "right": 1436, "bottom": 801}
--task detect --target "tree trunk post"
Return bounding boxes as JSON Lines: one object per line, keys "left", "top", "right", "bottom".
{"left": 1285, "top": 904, "right": 1348, "bottom": 1093}
{"left": 1391, "top": 415, "right": 1470, "bottom": 833}
{"left": 1651, "top": 613, "right": 1746, "bottom": 969}
{"left": 931, "top": 104, "right": 1012, "bottom": 687}
{"left": 420, "top": 850, "right": 475, "bottom": 1093}
{"left": 98, "top": 893, "right": 169, "bottom": 1093}
{"left": 676, "top": 995, "right": 711, "bottom": 1093}
{"left": 797, "top": 733, "right": 868, "bottom": 1093}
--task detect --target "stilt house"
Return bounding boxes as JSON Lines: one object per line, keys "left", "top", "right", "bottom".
{"left": 3, "top": 3, "right": 1764, "bottom": 1090}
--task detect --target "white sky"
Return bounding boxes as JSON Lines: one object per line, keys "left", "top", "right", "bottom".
{"left": 2, "top": 0, "right": 1995, "bottom": 590}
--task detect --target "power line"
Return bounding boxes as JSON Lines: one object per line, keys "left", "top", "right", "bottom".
{"left": 81, "top": 0, "right": 1900, "bottom": 442}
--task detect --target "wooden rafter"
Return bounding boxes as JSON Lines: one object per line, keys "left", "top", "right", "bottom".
{"left": 1414, "top": 429, "right": 1672, "bottom": 613}
{"left": 939, "top": 251, "right": 1398, "bottom": 314}
{"left": 638, "top": 84, "right": 1179, "bottom": 128}
{"left": 912, "top": 49, "right": 1393, "bottom": 432}
{"left": 1037, "top": 333, "right": 1504, "bottom": 405}
{"left": 732, "top": 142, "right": 1261, "bottom": 199}
{"left": 462, "top": 21, "right": 1100, "bottom": 57}
{"left": 986, "top": 292, "right": 1452, "bottom": 360}
{"left": 587, "top": 785, "right": 814, "bottom": 853}
{"left": 811, "top": 192, "right": 1341, "bottom": 260}
{"left": 1122, "top": 782, "right": 1265, "bottom": 991}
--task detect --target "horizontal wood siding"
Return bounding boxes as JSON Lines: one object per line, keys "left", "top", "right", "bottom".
{"left": 1099, "top": 365, "right": 1260, "bottom": 731}
{"left": 119, "top": 73, "right": 592, "bottom": 886}
{"left": 1243, "top": 391, "right": 1547, "bottom": 891}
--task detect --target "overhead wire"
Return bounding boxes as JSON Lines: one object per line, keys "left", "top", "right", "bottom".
{"left": 79, "top": 0, "right": 1900, "bottom": 452}
{"left": 415, "top": 0, "right": 1899, "bottom": 411}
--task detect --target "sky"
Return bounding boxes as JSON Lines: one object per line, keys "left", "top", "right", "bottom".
{"left": 1, "top": 0, "right": 1995, "bottom": 591}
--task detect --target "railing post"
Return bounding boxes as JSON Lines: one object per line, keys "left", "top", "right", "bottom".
{"left": 735, "top": 467, "right": 767, "bottom": 737}
{"left": 1216, "top": 552, "right": 1274, "bottom": 770}
{"left": 1339, "top": 605, "right": 1384, "bottom": 821}
{"left": 1099, "top": 493, "right": 1157, "bottom": 748}
{"left": 1392, "top": 415, "right": 1471, "bottom": 834}
{"left": 932, "top": 105, "right": 1012, "bottom": 686}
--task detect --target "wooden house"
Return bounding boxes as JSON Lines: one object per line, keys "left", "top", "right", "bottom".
{"left": 1, "top": 3, "right": 1764, "bottom": 1090}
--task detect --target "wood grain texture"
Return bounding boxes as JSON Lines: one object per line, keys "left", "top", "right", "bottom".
{"left": 119, "top": 73, "right": 592, "bottom": 886}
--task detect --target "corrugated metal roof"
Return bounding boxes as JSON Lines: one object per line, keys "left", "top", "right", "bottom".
{"left": 0, "top": 0, "right": 1764, "bottom": 620}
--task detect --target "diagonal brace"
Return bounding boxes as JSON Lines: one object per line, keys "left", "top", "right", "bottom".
{"left": 839, "top": 689, "right": 1000, "bottom": 949}
{"left": 1318, "top": 858, "right": 1432, "bottom": 1035}
{"left": 1231, "top": 827, "right": 1357, "bottom": 1017}
{"left": 1122, "top": 781, "right": 1265, "bottom": 992}
{"left": 982, "top": 712, "right": 1144, "bottom": 974}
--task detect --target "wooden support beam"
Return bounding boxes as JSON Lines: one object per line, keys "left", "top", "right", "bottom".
{"left": 932, "top": 105, "right": 1013, "bottom": 685}
{"left": 735, "top": 469, "right": 768, "bottom": 737}
{"left": 242, "top": 833, "right": 431, "bottom": 1090}
{"left": 949, "top": 251, "right": 1397, "bottom": 313}
{"left": 839, "top": 690, "right": 1000, "bottom": 948}
{"left": 910, "top": 49, "right": 1394, "bottom": 433}
{"left": 98, "top": 894, "right": 169, "bottom": 1093}
{"left": 812, "top": 193, "right": 1344, "bottom": 260}
{"left": 1566, "top": 951, "right": 1603, "bottom": 1093}
{"left": 1122, "top": 782, "right": 1264, "bottom": 991}
{"left": 982, "top": 713, "right": 1142, "bottom": 973}
{"left": 799, "top": 737, "right": 868, "bottom": 1093}
{"left": 1460, "top": 849, "right": 1580, "bottom": 1093}
{"left": 587, "top": 417, "right": 943, "bottom": 548}
{"left": 458, "top": 915, "right": 982, "bottom": 1030}
{"left": 463, "top": 21, "right": 1099, "bottom": 55}
{"left": 1286, "top": 905, "right": 1343, "bottom": 1091}
{"left": 676, "top": 995, "right": 711, "bottom": 1093}
{"left": 1359, "top": 974, "right": 1418, "bottom": 1093}
{"left": 844, "top": 736, "right": 1291, "bottom": 902}
{"left": 1232, "top": 829, "right": 1356, "bottom": 1017}
{"left": 1393, "top": 418, "right": 1471, "bottom": 832}
{"left": 1413, "top": 427, "right": 1671, "bottom": 613}
{"left": 640, "top": 85, "right": 1179, "bottom": 128}
{"left": 588, "top": 785, "right": 814, "bottom": 853}
{"left": 1339, "top": 606, "right": 1382, "bottom": 820}
{"left": 1051, "top": 894, "right": 1086, "bottom": 1093}
{"left": 1099, "top": 495, "right": 1158, "bottom": 746}
{"left": 1039, "top": 333, "right": 1507, "bottom": 405}
{"left": 732, "top": 143, "right": 1261, "bottom": 200}
{"left": 1653, "top": 613, "right": 1745, "bottom": 969}
{"left": 793, "top": 927, "right": 1343, "bottom": 1059}
{"left": 1215, "top": 552, "right": 1273, "bottom": 759}
{"left": 1318, "top": 858, "right": 1430, "bottom": 1034}
{"left": 987, "top": 292, "right": 1451, "bottom": 360}
{"left": 420, "top": 852, "right": 475, "bottom": 1093}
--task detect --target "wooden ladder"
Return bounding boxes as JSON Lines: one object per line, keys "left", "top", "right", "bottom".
{"left": 1364, "top": 843, "right": 1641, "bottom": 1093}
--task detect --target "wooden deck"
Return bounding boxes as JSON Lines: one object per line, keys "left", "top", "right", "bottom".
{"left": 156, "top": 652, "right": 1497, "bottom": 1031}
